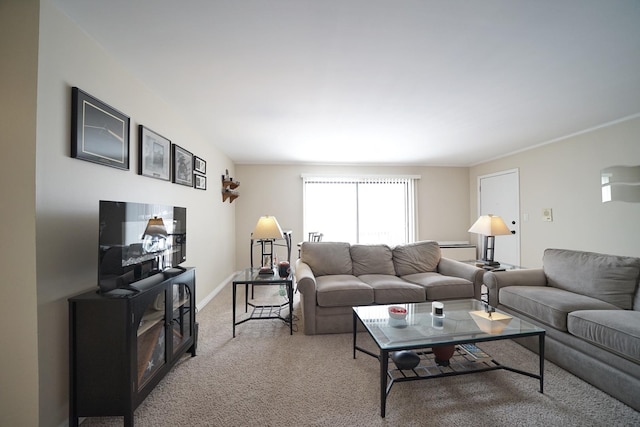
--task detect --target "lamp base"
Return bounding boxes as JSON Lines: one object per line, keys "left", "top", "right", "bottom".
{"left": 258, "top": 266, "right": 274, "bottom": 275}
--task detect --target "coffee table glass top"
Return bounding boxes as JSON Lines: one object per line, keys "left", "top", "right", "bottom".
{"left": 353, "top": 299, "right": 544, "bottom": 350}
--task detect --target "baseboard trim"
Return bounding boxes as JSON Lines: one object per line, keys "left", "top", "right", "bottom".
{"left": 196, "top": 271, "right": 237, "bottom": 311}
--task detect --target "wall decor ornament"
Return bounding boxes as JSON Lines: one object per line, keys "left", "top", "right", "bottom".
{"left": 172, "top": 144, "right": 194, "bottom": 187}
{"left": 138, "top": 125, "right": 171, "bottom": 181}
{"left": 71, "top": 87, "right": 130, "bottom": 170}
{"left": 221, "top": 169, "right": 240, "bottom": 202}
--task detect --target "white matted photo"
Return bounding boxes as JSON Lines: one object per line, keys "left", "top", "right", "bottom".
{"left": 172, "top": 144, "right": 193, "bottom": 187}
{"left": 195, "top": 174, "right": 206, "bottom": 190}
{"left": 194, "top": 156, "right": 206, "bottom": 174}
{"left": 138, "top": 125, "right": 171, "bottom": 181}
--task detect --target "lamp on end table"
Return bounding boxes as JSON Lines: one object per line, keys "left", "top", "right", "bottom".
{"left": 252, "top": 215, "right": 284, "bottom": 274}
{"left": 468, "top": 214, "right": 512, "bottom": 267}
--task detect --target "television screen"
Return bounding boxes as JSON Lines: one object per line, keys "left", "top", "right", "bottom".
{"left": 98, "top": 200, "right": 186, "bottom": 292}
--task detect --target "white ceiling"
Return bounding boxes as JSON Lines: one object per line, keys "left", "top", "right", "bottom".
{"left": 51, "top": 0, "right": 640, "bottom": 166}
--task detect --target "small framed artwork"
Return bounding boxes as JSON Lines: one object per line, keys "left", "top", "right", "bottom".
{"left": 172, "top": 144, "right": 194, "bottom": 187}
{"left": 71, "top": 87, "right": 130, "bottom": 170}
{"left": 194, "top": 174, "right": 207, "bottom": 190}
{"left": 194, "top": 156, "right": 206, "bottom": 174}
{"left": 138, "top": 125, "right": 171, "bottom": 181}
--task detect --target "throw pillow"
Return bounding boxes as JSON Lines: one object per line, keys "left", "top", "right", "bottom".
{"left": 392, "top": 240, "right": 441, "bottom": 276}
{"left": 543, "top": 248, "right": 640, "bottom": 309}
{"left": 301, "top": 242, "right": 353, "bottom": 276}
{"left": 350, "top": 244, "right": 396, "bottom": 276}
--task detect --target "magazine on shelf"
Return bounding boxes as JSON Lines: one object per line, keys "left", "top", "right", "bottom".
{"left": 458, "top": 343, "right": 491, "bottom": 360}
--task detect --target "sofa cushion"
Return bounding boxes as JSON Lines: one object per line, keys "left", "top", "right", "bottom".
{"left": 392, "top": 240, "right": 441, "bottom": 276}
{"left": 301, "top": 242, "right": 353, "bottom": 277}
{"left": 568, "top": 310, "right": 640, "bottom": 364}
{"left": 315, "top": 275, "right": 374, "bottom": 307}
{"left": 499, "top": 286, "right": 620, "bottom": 331}
{"left": 351, "top": 244, "right": 396, "bottom": 276}
{"left": 543, "top": 248, "right": 640, "bottom": 309}
{"left": 401, "top": 272, "right": 473, "bottom": 300}
{"left": 358, "top": 274, "right": 426, "bottom": 304}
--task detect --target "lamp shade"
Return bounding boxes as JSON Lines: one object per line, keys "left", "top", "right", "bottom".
{"left": 252, "top": 215, "right": 284, "bottom": 240}
{"left": 468, "top": 214, "right": 511, "bottom": 236}
{"left": 143, "top": 217, "right": 168, "bottom": 237}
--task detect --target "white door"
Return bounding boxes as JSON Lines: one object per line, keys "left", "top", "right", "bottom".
{"left": 477, "top": 169, "right": 520, "bottom": 266}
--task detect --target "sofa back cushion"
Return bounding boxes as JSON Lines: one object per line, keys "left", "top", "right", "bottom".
{"left": 543, "top": 248, "right": 640, "bottom": 310}
{"left": 392, "top": 240, "right": 441, "bottom": 276}
{"left": 300, "top": 242, "right": 353, "bottom": 276}
{"left": 350, "top": 244, "right": 396, "bottom": 276}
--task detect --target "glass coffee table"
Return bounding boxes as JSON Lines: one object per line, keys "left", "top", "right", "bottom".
{"left": 353, "top": 299, "right": 545, "bottom": 417}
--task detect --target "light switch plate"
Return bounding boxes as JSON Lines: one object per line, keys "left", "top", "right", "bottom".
{"left": 542, "top": 208, "right": 553, "bottom": 222}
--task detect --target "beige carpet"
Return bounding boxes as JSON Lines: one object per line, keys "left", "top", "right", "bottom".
{"left": 80, "top": 284, "right": 639, "bottom": 426}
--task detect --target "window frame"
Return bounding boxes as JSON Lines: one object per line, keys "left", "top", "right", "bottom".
{"left": 302, "top": 174, "right": 420, "bottom": 245}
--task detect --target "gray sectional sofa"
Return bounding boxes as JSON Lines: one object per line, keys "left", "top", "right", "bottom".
{"left": 294, "top": 240, "right": 484, "bottom": 335}
{"left": 484, "top": 248, "right": 640, "bottom": 411}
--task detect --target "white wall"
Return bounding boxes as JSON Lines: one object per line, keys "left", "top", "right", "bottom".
{"left": 0, "top": 1, "right": 40, "bottom": 426}
{"left": 470, "top": 116, "right": 640, "bottom": 268}
{"left": 234, "top": 164, "right": 470, "bottom": 268}
{"left": 33, "top": 1, "right": 236, "bottom": 425}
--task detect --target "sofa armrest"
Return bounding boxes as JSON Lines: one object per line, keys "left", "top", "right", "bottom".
{"left": 294, "top": 259, "right": 319, "bottom": 334}
{"left": 483, "top": 268, "right": 547, "bottom": 307}
{"left": 437, "top": 257, "right": 485, "bottom": 300}
{"left": 294, "top": 259, "right": 317, "bottom": 295}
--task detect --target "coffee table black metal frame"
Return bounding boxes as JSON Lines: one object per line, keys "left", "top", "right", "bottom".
{"left": 232, "top": 267, "right": 294, "bottom": 337}
{"left": 352, "top": 299, "right": 545, "bottom": 417}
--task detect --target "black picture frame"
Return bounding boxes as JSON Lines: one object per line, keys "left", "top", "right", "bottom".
{"left": 138, "top": 125, "right": 171, "bottom": 181}
{"left": 71, "top": 87, "right": 130, "bottom": 170}
{"left": 194, "top": 156, "right": 206, "bottom": 174}
{"left": 172, "top": 144, "right": 194, "bottom": 187}
{"left": 195, "top": 174, "right": 207, "bottom": 190}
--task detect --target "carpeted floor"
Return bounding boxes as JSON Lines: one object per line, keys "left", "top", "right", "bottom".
{"left": 80, "top": 284, "right": 639, "bottom": 426}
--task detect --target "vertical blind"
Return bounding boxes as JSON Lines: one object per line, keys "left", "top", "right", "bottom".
{"left": 302, "top": 175, "right": 419, "bottom": 245}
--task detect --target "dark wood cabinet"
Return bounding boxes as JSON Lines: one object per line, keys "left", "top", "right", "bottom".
{"left": 69, "top": 268, "right": 196, "bottom": 427}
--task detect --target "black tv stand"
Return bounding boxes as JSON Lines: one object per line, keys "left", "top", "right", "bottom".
{"left": 100, "top": 287, "right": 139, "bottom": 298}
{"left": 163, "top": 266, "right": 187, "bottom": 277}
{"left": 69, "top": 267, "right": 196, "bottom": 427}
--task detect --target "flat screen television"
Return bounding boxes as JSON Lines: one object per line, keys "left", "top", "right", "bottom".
{"left": 98, "top": 200, "right": 186, "bottom": 293}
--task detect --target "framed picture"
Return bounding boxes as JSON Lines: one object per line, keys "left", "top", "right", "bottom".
{"left": 194, "top": 174, "right": 207, "bottom": 190}
{"left": 71, "top": 87, "right": 130, "bottom": 170}
{"left": 172, "top": 144, "right": 194, "bottom": 187}
{"left": 194, "top": 156, "right": 206, "bottom": 174}
{"left": 138, "top": 125, "right": 171, "bottom": 181}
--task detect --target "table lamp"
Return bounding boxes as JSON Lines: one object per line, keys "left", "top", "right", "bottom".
{"left": 252, "top": 215, "right": 283, "bottom": 272}
{"left": 468, "top": 214, "right": 512, "bottom": 267}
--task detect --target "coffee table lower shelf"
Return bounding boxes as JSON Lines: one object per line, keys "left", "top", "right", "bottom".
{"left": 354, "top": 342, "right": 544, "bottom": 418}
{"left": 386, "top": 346, "right": 539, "bottom": 384}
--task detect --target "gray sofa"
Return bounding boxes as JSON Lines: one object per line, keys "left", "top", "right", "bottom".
{"left": 484, "top": 248, "right": 640, "bottom": 411}
{"left": 294, "top": 240, "right": 484, "bottom": 335}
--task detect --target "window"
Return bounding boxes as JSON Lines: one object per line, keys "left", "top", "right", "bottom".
{"left": 302, "top": 175, "right": 419, "bottom": 245}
